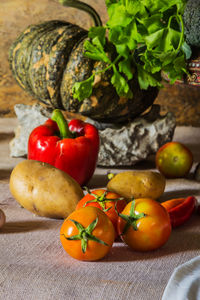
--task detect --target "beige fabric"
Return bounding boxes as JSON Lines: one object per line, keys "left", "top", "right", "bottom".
{"left": 0, "top": 119, "right": 200, "bottom": 300}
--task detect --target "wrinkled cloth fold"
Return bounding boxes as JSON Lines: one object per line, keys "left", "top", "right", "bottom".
{"left": 162, "top": 256, "right": 200, "bottom": 300}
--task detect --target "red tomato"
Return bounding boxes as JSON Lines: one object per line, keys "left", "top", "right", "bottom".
{"left": 76, "top": 189, "right": 127, "bottom": 235}
{"left": 156, "top": 142, "right": 193, "bottom": 178}
{"left": 117, "top": 198, "right": 171, "bottom": 251}
{"left": 60, "top": 206, "right": 115, "bottom": 261}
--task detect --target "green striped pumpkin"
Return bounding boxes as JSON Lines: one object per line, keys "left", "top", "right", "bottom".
{"left": 9, "top": 0, "right": 158, "bottom": 122}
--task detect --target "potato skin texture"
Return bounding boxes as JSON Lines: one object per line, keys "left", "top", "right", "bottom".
{"left": 9, "top": 160, "right": 84, "bottom": 219}
{"left": 107, "top": 171, "right": 165, "bottom": 200}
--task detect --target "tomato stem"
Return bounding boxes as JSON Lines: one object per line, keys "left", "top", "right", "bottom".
{"left": 117, "top": 200, "right": 146, "bottom": 235}
{"left": 62, "top": 217, "right": 108, "bottom": 253}
{"left": 83, "top": 187, "right": 124, "bottom": 212}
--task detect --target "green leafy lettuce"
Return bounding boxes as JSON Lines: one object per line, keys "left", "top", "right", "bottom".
{"left": 73, "top": 0, "right": 191, "bottom": 101}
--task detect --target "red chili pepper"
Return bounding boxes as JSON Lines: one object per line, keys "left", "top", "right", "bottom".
{"left": 28, "top": 109, "right": 99, "bottom": 186}
{"left": 161, "top": 196, "right": 197, "bottom": 227}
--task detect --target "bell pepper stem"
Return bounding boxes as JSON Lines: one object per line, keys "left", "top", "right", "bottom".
{"left": 51, "top": 109, "right": 73, "bottom": 139}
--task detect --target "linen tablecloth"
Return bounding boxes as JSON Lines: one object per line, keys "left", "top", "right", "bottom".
{"left": 0, "top": 119, "right": 200, "bottom": 300}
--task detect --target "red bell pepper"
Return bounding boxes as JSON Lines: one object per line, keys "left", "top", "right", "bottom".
{"left": 28, "top": 109, "right": 100, "bottom": 186}
{"left": 161, "top": 196, "right": 197, "bottom": 227}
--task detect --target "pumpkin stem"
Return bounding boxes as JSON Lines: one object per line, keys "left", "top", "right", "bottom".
{"left": 51, "top": 109, "right": 74, "bottom": 139}
{"left": 59, "top": 0, "right": 102, "bottom": 27}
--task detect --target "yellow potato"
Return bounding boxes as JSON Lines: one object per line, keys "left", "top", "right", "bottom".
{"left": 107, "top": 170, "right": 166, "bottom": 200}
{"left": 9, "top": 160, "right": 84, "bottom": 219}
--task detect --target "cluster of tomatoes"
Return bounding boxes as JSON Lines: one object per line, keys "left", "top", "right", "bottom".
{"left": 60, "top": 141, "right": 198, "bottom": 261}
{"left": 60, "top": 189, "right": 172, "bottom": 261}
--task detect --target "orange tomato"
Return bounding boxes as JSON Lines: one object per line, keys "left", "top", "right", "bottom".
{"left": 60, "top": 206, "right": 115, "bottom": 261}
{"left": 76, "top": 189, "right": 127, "bottom": 235}
{"left": 117, "top": 198, "right": 171, "bottom": 251}
{"left": 155, "top": 142, "right": 193, "bottom": 178}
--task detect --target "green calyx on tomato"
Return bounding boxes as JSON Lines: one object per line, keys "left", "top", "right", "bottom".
{"left": 83, "top": 187, "right": 124, "bottom": 212}
{"left": 61, "top": 217, "right": 108, "bottom": 253}
{"left": 116, "top": 200, "right": 146, "bottom": 235}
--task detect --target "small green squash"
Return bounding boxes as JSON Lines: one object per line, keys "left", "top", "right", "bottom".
{"left": 9, "top": 0, "right": 158, "bottom": 122}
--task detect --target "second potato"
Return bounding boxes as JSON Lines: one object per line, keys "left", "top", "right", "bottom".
{"left": 107, "top": 171, "right": 166, "bottom": 200}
